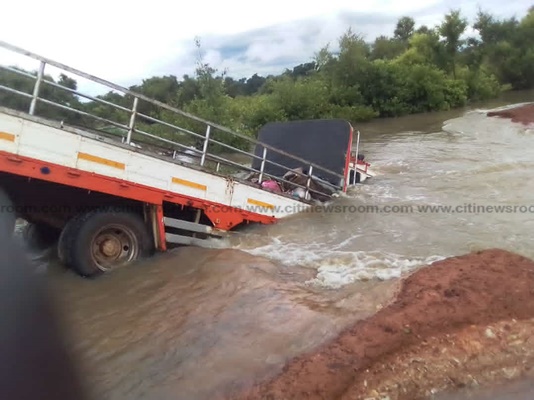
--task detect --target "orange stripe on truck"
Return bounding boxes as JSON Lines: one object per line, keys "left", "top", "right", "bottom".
{"left": 172, "top": 177, "right": 207, "bottom": 191}
{"left": 247, "top": 198, "right": 275, "bottom": 209}
{"left": 0, "top": 132, "right": 15, "bottom": 142}
{"left": 0, "top": 150, "right": 277, "bottom": 237}
{"left": 78, "top": 152, "right": 125, "bottom": 170}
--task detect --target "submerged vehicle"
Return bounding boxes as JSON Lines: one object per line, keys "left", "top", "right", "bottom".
{"left": 349, "top": 150, "right": 373, "bottom": 184}
{"left": 0, "top": 40, "right": 372, "bottom": 277}
{"left": 251, "top": 119, "right": 373, "bottom": 199}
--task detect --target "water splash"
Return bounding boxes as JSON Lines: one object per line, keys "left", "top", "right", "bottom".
{"left": 235, "top": 238, "right": 446, "bottom": 287}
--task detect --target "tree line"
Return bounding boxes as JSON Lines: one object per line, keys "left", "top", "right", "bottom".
{"left": 1, "top": 6, "right": 533, "bottom": 150}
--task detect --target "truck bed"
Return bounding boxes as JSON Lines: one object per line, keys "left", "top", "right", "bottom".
{"left": 0, "top": 107, "right": 311, "bottom": 223}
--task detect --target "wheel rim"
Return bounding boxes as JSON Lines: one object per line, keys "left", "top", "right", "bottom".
{"left": 90, "top": 224, "right": 139, "bottom": 272}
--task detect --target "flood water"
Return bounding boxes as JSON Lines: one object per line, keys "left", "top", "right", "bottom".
{"left": 41, "top": 90, "right": 533, "bottom": 399}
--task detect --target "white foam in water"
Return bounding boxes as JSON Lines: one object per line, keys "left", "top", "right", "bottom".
{"left": 475, "top": 102, "right": 533, "bottom": 114}
{"left": 305, "top": 253, "right": 445, "bottom": 289}
{"left": 201, "top": 236, "right": 233, "bottom": 249}
{"left": 348, "top": 183, "right": 397, "bottom": 202}
{"left": 235, "top": 239, "right": 446, "bottom": 289}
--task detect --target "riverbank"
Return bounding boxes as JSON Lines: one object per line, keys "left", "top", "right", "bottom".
{"left": 232, "top": 249, "right": 534, "bottom": 400}
{"left": 487, "top": 103, "right": 534, "bottom": 125}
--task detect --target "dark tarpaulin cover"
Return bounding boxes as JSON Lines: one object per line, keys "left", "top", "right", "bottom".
{"left": 251, "top": 119, "right": 352, "bottom": 186}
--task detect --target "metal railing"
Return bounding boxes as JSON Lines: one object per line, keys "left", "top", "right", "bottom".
{"left": 0, "top": 41, "right": 349, "bottom": 201}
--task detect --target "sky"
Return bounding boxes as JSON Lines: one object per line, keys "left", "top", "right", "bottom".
{"left": 0, "top": 0, "right": 532, "bottom": 96}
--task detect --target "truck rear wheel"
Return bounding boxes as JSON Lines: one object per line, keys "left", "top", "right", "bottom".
{"left": 59, "top": 210, "right": 153, "bottom": 278}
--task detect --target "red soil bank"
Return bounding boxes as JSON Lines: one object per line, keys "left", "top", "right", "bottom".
{"left": 487, "top": 103, "right": 534, "bottom": 125}
{"left": 233, "top": 249, "right": 534, "bottom": 400}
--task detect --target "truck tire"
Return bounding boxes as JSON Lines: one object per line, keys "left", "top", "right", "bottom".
{"left": 59, "top": 209, "right": 153, "bottom": 278}
{"left": 22, "top": 222, "right": 61, "bottom": 251}
{"left": 57, "top": 213, "right": 84, "bottom": 269}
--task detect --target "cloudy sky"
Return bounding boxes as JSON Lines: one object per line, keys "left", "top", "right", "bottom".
{"left": 1, "top": 0, "right": 531, "bottom": 95}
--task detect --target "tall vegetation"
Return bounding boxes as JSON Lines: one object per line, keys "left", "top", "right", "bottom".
{"left": 1, "top": 6, "right": 533, "bottom": 150}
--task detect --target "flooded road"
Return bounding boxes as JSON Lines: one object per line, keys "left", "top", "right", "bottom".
{"left": 42, "top": 90, "right": 533, "bottom": 399}
{"left": 48, "top": 249, "right": 397, "bottom": 400}
{"left": 231, "top": 91, "right": 534, "bottom": 286}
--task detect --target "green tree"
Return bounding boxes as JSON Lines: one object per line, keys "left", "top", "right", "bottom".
{"left": 395, "top": 32, "right": 447, "bottom": 70}
{"left": 313, "top": 43, "right": 335, "bottom": 71}
{"left": 243, "top": 74, "right": 267, "bottom": 95}
{"left": 332, "top": 28, "right": 371, "bottom": 89}
{"left": 415, "top": 25, "right": 432, "bottom": 35}
{"left": 285, "top": 62, "right": 316, "bottom": 78}
{"left": 267, "top": 76, "right": 329, "bottom": 120}
{"left": 439, "top": 9, "right": 468, "bottom": 78}
{"left": 223, "top": 77, "right": 246, "bottom": 97}
{"left": 371, "top": 36, "right": 405, "bottom": 60}
{"left": 175, "top": 74, "right": 200, "bottom": 107}
{"left": 0, "top": 67, "right": 82, "bottom": 123}
{"left": 472, "top": 8, "right": 533, "bottom": 89}
{"left": 394, "top": 16, "right": 416, "bottom": 42}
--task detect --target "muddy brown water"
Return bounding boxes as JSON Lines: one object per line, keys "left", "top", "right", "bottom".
{"left": 36, "top": 90, "right": 534, "bottom": 399}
